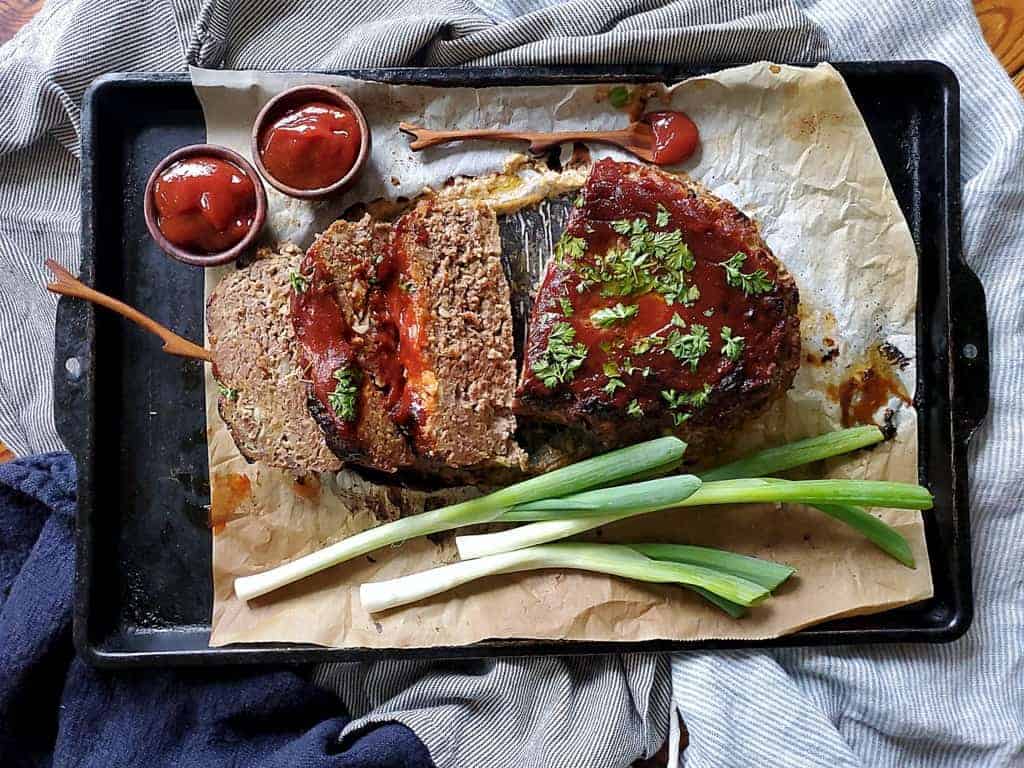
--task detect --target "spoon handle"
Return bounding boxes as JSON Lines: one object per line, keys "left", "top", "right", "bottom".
{"left": 45, "top": 259, "right": 213, "bottom": 362}
{"left": 398, "top": 122, "right": 630, "bottom": 155}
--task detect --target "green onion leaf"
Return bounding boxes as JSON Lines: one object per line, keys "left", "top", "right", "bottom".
{"left": 699, "top": 426, "right": 885, "bottom": 481}
{"left": 627, "top": 543, "right": 794, "bottom": 590}
{"left": 812, "top": 503, "right": 916, "bottom": 568}
{"left": 359, "top": 542, "right": 770, "bottom": 613}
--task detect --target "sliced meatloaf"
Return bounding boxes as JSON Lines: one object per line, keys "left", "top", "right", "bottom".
{"left": 207, "top": 244, "right": 342, "bottom": 474}
{"left": 387, "top": 199, "right": 525, "bottom": 469}
{"left": 292, "top": 216, "right": 415, "bottom": 473}
{"left": 516, "top": 159, "right": 801, "bottom": 459}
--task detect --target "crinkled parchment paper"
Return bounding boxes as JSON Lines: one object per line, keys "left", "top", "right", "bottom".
{"left": 192, "top": 62, "right": 932, "bottom": 648}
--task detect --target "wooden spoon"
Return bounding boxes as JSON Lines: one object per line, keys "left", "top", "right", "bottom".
{"left": 46, "top": 259, "right": 212, "bottom": 362}
{"left": 399, "top": 121, "right": 655, "bottom": 163}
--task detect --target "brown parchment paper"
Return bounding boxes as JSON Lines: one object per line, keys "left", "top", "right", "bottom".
{"left": 192, "top": 62, "right": 933, "bottom": 648}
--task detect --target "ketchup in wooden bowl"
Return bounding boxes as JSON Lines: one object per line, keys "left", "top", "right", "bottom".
{"left": 154, "top": 157, "right": 256, "bottom": 252}
{"left": 251, "top": 85, "right": 370, "bottom": 199}
{"left": 144, "top": 144, "right": 267, "bottom": 267}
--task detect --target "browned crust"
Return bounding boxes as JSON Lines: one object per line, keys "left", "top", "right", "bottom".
{"left": 207, "top": 244, "right": 342, "bottom": 473}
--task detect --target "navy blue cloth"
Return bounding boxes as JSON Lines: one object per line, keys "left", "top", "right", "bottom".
{"left": 0, "top": 452, "right": 434, "bottom": 768}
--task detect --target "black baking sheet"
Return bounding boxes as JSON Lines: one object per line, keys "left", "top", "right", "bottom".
{"left": 59, "top": 63, "right": 989, "bottom": 667}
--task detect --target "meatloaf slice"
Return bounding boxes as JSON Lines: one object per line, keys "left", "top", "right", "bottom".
{"left": 388, "top": 199, "right": 525, "bottom": 469}
{"left": 207, "top": 244, "right": 341, "bottom": 474}
{"left": 292, "top": 217, "right": 416, "bottom": 473}
{"left": 516, "top": 159, "right": 801, "bottom": 459}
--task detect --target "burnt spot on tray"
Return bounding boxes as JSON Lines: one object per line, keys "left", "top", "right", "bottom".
{"left": 878, "top": 341, "right": 911, "bottom": 370}
{"left": 827, "top": 346, "right": 911, "bottom": 429}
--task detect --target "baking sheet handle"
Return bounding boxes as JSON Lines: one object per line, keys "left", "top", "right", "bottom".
{"left": 53, "top": 293, "right": 93, "bottom": 460}
{"left": 949, "top": 261, "right": 988, "bottom": 444}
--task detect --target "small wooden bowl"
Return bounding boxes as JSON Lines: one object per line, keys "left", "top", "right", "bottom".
{"left": 250, "top": 85, "right": 370, "bottom": 200}
{"left": 144, "top": 144, "right": 267, "bottom": 267}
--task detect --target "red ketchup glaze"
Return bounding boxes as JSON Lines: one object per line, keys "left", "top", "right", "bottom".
{"left": 521, "top": 159, "right": 785, "bottom": 422}
{"left": 153, "top": 157, "right": 256, "bottom": 253}
{"left": 379, "top": 214, "right": 428, "bottom": 432}
{"left": 643, "top": 111, "right": 699, "bottom": 166}
{"left": 258, "top": 101, "right": 361, "bottom": 190}
{"left": 290, "top": 254, "right": 360, "bottom": 442}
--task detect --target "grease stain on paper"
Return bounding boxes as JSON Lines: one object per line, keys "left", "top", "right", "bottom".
{"left": 210, "top": 472, "right": 251, "bottom": 534}
{"left": 828, "top": 346, "right": 911, "bottom": 430}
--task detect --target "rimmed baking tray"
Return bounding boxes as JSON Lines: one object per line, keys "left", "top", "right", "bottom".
{"left": 59, "top": 63, "right": 988, "bottom": 667}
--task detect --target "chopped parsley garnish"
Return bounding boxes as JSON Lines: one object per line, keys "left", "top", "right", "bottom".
{"left": 289, "top": 271, "right": 309, "bottom": 293}
{"left": 328, "top": 365, "right": 361, "bottom": 422}
{"left": 665, "top": 323, "right": 710, "bottom": 371}
{"left": 554, "top": 233, "right": 587, "bottom": 264}
{"left": 532, "top": 321, "right": 588, "bottom": 389}
{"left": 703, "top": 308, "right": 715, "bottom": 318}
{"left": 573, "top": 194, "right": 585, "bottom": 208}
{"left": 602, "top": 360, "right": 620, "bottom": 377}
{"left": 217, "top": 382, "right": 238, "bottom": 401}
{"left": 562, "top": 218, "right": 696, "bottom": 304}
{"left": 661, "top": 384, "right": 712, "bottom": 425}
{"left": 608, "top": 85, "right": 631, "bottom": 108}
{"left": 627, "top": 399, "right": 644, "bottom": 418}
{"left": 655, "top": 271, "right": 693, "bottom": 306}
{"left": 559, "top": 297, "right": 574, "bottom": 317}
{"left": 656, "top": 204, "right": 670, "bottom": 228}
{"left": 604, "top": 377, "right": 626, "bottom": 395}
{"left": 631, "top": 334, "right": 664, "bottom": 355}
{"left": 620, "top": 358, "right": 643, "bottom": 376}
{"left": 398, "top": 277, "right": 417, "bottom": 294}
{"left": 591, "top": 302, "right": 639, "bottom": 328}
{"left": 718, "top": 252, "right": 775, "bottom": 296}
{"left": 671, "top": 313, "right": 686, "bottom": 327}
{"left": 721, "top": 326, "right": 745, "bottom": 362}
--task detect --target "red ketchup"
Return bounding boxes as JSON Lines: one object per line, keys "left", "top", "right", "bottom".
{"left": 258, "top": 102, "right": 361, "bottom": 190}
{"left": 643, "top": 111, "right": 700, "bottom": 165}
{"left": 153, "top": 157, "right": 256, "bottom": 253}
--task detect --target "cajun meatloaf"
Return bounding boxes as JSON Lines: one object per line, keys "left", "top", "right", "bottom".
{"left": 291, "top": 216, "right": 416, "bottom": 473}
{"left": 287, "top": 199, "right": 524, "bottom": 474}
{"left": 206, "top": 244, "right": 342, "bottom": 474}
{"left": 516, "top": 159, "right": 801, "bottom": 458}
{"left": 387, "top": 199, "right": 524, "bottom": 469}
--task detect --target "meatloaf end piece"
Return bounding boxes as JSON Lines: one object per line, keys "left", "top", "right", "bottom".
{"left": 516, "top": 159, "right": 801, "bottom": 459}
{"left": 388, "top": 199, "right": 525, "bottom": 469}
{"left": 207, "top": 244, "right": 342, "bottom": 473}
{"left": 293, "top": 217, "right": 416, "bottom": 473}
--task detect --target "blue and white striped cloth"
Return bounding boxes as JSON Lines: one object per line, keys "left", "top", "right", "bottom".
{"left": 1, "top": 1, "right": 1020, "bottom": 766}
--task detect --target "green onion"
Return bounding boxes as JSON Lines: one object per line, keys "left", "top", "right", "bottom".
{"left": 234, "top": 437, "right": 686, "bottom": 601}
{"left": 514, "top": 475, "right": 701, "bottom": 517}
{"left": 460, "top": 478, "right": 930, "bottom": 559}
{"left": 688, "top": 588, "right": 747, "bottom": 618}
{"left": 359, "top": 542, "right": 771, "bottom": 613}
{"left": 697, "top": 427, "right": 915, "bottom": 568}
{"left": 698, "top": 426, "right": 884, "bottom": 481}
{"left": 627, "top": 543, "right": 795, "bottom": 590}
{"left": 627, "top": 543, "right": 795, "bottom": 618}
{"left": 813, "top": 503, "right": 915, "bottom": 568}
{"left": 502, "top": 478, "right": 933, "bottom": 520}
